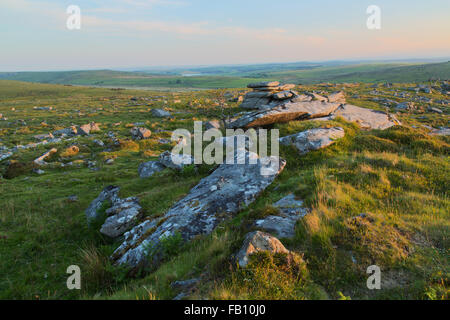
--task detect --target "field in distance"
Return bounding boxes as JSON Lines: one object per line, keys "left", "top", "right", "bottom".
{"left": 1, "top": 61, "right": 449, "bottom": 90}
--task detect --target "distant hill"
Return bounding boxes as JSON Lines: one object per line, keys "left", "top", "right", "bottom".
{"left": 267, "top": 61, "right": 450, "bottom": 84}
{"left": 0, "top": 61, "right": 448, "bottom": 89}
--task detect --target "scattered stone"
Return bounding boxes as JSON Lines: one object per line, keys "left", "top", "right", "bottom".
{"left": 131, "top": 127, "right": 151, "bottom": 140}
{"left": 171, "top": 278, "right": 200, "bottom": 291}
{"left": 396, "top": 102, "right": 416, "bottom": 112}
{"left": 34, "top": 148, "right": 57, "bottom": 166}
{"left": 112, "top": 150, "right": 286, "bottom": 270}
{"left": 53, "top": 126, "right": 78, "bottom": 137}
{"left": 32, "top": 168, "right": 45, "bottom": 175}
{"left": 158, "top": 138, "right": 171, "bottom": 144}
{"left": 78, "top": 122, "right": 101, "bottom": 135}
{"left": 159, "top": 151, "right": 195, "bottom": 170}
{"left": 138, "top": 161, "right": 166, "bottom": 178}
{"left": 430, "top": 127, "right": 450, "bottom": 136}
{"left": 0, "top": 152, "right": 13, "bottom": 162}
{"left": 428, "top": 107, "right": 443, "bottom": 114}
{"left": 93, "top": 139, "right": 105, "bottom": 147}
{"left": 151, "top": 109, "right": 171, "bottom": 118}
{"left": 33, "top": 133, "right": 54, "bottom": 141}
{"left": 236, "top": 231, "right": 289, "bottom": 267}
{"left": 67, "top": 195, "right": 79, "bottom": 202}
{"left": 105, "top": 158, "right": 114, "bottom": 165}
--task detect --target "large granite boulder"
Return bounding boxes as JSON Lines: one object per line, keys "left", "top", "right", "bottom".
{"left": 228, "top": 101, "right": 341, "bottom": 129}
{"left": 112, "top": 150, "right": 286, "bottom": 270}
{"left": 280, "top": 127, "right": 345, "bottom": 154}
{"left": 236, "top": 231, "right": 290, "bottom": 267}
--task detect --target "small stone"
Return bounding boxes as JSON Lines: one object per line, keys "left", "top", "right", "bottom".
{"left": 68, "top": 195, "right": 79, "bottom": 202}
{"left": 130, "top": 127, "right": 151, "bottom": 140}
{"left": 236, "top": 231, "right": 290, "bottom": 267}
{"left": 151, "top": 109, "right": 171, "bottom": 118}
{"left": 138, "top": 161, "right": 166, "bottom": 178}
{"left": 158, "top": 151, "right": 195, "bottom": 170}
{"left": 32, "top": 168, "right": 45, "bottom": 175}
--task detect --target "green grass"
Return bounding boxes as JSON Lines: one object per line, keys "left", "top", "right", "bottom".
{"left": 0, "top": 79, "right": 448, "bottom": 300}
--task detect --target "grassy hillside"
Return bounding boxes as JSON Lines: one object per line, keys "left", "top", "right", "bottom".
{"left": 1, "top": 62, "right": 448, "bottom": 90}
{"left": 0, "top": 80, "right": 448, "bottom": 300}
{"left": 268, "top": 62, "right": 450, "bottom": 84}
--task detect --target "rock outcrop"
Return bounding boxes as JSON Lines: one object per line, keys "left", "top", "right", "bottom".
{"left": 280, "top": 127, "right": 345, "bottom": 154}
{"left": 85, "top": 186, "right": 143, "bottom": 238}
{"left": 100, "top": 197, "right": 143, "bottom": 238}
{"left": 227, "top": 101, "right": 342, "bottom": 129}
{"left": 240, "top": 81, "right": 298, "bottom": 110}
{"left": 112, "top": 150, "right": 286, "bottom": 270}
{"left": 236, "top": 231, "right": 290, "bottom": 267}
{"left": 255, "top": 194, "right": 308, "bottom": 239}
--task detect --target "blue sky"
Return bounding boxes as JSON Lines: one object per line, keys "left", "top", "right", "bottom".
{"left": 0, "top": 0, "right": 449, "bottom": 71}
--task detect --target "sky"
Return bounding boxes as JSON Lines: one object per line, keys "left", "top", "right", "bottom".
{"left": 0, "top": 0, "right": 449, "bottom": 71}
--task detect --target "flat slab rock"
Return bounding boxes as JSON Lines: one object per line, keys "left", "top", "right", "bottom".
{"left": 227, "top": 101, "right": 341, "bottom": 129}
{"left": 112, "top": 151, "right": 286, "bottom": 270}
{"left": 280, "top": 127, "right": 345, "bottom": 154}
{"left": 236, "top": 231, "right": 289, "bottom": 267}
{"left": 333, "top": 104, "right": 400, "bottom": 130}
{"left": 255, "top": 194, "right": 309, "bottom": 239}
